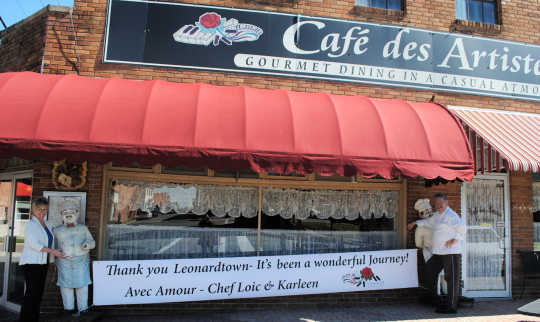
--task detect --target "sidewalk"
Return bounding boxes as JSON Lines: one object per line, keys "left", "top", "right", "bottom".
{"left": 2, "top": 298, "right": 539, "bottom": 322}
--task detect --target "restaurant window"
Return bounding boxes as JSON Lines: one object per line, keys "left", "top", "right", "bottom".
{"left": 260, "top": 188, "right": 398, "bottom": 256}
{"left": 456, "top": 0, "right": 498, "bottom": 24}
{"left": 355, "top": 0, "right": 402, "bottom": 10}
{"left": 106, "top": 180, "right": 259, "bottom": 260}
{"left": 105, "top": 180, "right": 399, "bottom": 261}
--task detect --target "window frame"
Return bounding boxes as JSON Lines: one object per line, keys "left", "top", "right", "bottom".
{"left": 355, "top": 0, "right": 404, "bottom": 11}
{"left": 456, "top": 0, "right": 500, "bottom": 25}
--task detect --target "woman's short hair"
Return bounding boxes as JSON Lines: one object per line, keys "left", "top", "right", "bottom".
{"left": 32, "top": 196, "right": 49, "bottom": 208}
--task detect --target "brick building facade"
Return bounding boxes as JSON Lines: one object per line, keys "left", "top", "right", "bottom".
{"left": 0, "top": 0, "right": 538, "bottom": 316}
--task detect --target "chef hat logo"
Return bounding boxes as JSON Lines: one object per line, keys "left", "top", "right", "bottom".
{"left": 414, "top": 198, "right": 432, "bottom": 218}
{"left": 60, "top": 197, "right": 78, "bottom": 212}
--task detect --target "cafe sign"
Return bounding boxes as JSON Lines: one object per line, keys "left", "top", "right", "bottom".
{"left": 105, "top": 0, "right": 540, "bottom": 101}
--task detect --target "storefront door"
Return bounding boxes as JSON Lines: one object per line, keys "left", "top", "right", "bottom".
{"left": 0, "top": 171, "right": 32, "bottom": 311}
{"left": 461, "top": 173, "right": 510, "bottom": 298}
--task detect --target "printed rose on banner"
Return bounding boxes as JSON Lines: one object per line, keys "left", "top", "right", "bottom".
{"left": 362, "top": 267, "right": 373, "bottom": 279}
{"left": 173, "top": 12, "right": 263, "bottom": 46}
{"left": 342, "top": 268, "right": 383, "bottom": 288}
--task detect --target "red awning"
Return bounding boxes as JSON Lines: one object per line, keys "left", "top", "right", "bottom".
{"left": 0, "top": 72, "right": 474, "bottom": 180}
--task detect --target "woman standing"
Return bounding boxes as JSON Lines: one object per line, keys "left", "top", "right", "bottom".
{"left": 19, "top": 197, "right": 65, "bottom": 322}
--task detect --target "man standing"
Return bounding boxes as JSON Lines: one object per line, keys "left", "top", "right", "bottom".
{"left": 407, "top": 193, "right": 466, "bottom": 314}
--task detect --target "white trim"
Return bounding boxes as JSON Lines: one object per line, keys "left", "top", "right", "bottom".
{"left": 461, "top": 173, "right": 511, "bottom": 298}
{"left": 0, "top": 170, "right": 33, "bottom": 312}
{"left": 448, "top": 105, "right": 540, "bottom": 118}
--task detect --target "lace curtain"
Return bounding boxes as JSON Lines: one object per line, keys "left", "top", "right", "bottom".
{"left": 262, "top": 188, "right": 398, "bottom": 220}
{"left": 114, "top": 180, "right": 259, "bottom": 218}
{"left": 106, "top": 225, "right": 398, "bottom": 260}
{"left": 464, "top": 179, "right": 505, "bottom": 291}
{"left": 534, "top": 182, "right": 540, "bottom": 212}
{"left": 112, "top": 180, "right": 398, "bottom": 220}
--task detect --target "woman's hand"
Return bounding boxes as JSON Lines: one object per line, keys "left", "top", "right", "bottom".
{"left": 51, "top": 249, "right": 66, "bottom": 258}
{"left": 42, "top": 247, "right": 66, "bottom": 258}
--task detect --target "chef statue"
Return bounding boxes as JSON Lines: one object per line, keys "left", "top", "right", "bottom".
{"left": 414, "top": 198, "right": 447, "bottom": 297}
{"left": 53, "top": 197, "right": 95, "bottom": 315}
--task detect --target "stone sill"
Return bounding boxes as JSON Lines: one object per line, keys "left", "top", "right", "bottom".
{"left": 354, "top": 6, "right": 405, "bottom": 21}
{"left": 246, "top": 0, "right": 298, "bottom": 5}
{"left": 452, "top": 19, "right": 502, "bottom": 35}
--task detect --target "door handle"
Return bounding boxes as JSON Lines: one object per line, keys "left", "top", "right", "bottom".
{"left": 9, "top": 236, "right": 17, "bottom": 252}
{"left": 2, "top": 236, "right": 7, "bottom": 252}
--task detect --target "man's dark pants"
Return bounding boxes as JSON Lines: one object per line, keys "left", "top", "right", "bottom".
{"left": 426, "top": 254, "right": 461, "bottom": 309}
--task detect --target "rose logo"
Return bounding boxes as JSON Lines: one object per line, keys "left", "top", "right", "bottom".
{"left": 362, "top": 267, "right": 373, "bottom": 278}
{"left": 200, "top": 13, "right": 222, "bottom": 29}
{"left": 173, "top": 12, "right": 263, "bottom": 46}
{"left": 342, "top": 267, "right": 383, "bottom": 288}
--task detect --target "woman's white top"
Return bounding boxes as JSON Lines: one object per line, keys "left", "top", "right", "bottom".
{"left": 19, "top": 216, "right": 55, "bottom": 265}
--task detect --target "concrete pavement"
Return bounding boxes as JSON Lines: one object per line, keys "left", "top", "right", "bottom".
{"left": 2, "top": 298, "right": 540, "bottom": 321}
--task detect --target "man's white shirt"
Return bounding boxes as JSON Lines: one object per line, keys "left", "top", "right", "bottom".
{"left": 417, "top": 207, "right": 466, "bottom": 255}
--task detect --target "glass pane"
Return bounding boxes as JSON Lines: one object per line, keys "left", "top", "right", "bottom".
{"left": 259, "top": 188, "right": 398, "bottom": 256}
{"left": 259, "top": 214, "right": 396, "bottom": 257}
{"left": 0, "top": 179, "right": 13, "bottom": 300}
{"left": 469, "top": 0, "right": 483, "bottom": 22}
{"left": 106, "top": 181, "right": 259, "bottom": 260}
{"left": 456, "top": 0, "right": 467, "bottom": 20}
{"left": 465, "top": 179, "right": 506, "bottom": 291}
{"left": 7, "top": 178, "right": 31, "bottom": 305}
{"left": 4, "top": 158, "right": 32, "bottom": 168}
{"left": 483, "top": 2, "right": 497, "bottom": 24}
{"left": 387, "top": 0, "right": 402, "bottom": 11}
{"left": 355, "top": 0, "right": 369, "bottom": 6}
{"left": 371, "top": 0, "right": 386, "bottom": 8}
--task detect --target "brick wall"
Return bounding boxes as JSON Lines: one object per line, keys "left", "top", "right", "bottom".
{"left": 30, "top": 159, "right": 103, "bottom": 314}
{"left": 510, "top": 171, "right": 537, "bottom": 298}
{"left": 100, "top": 288, "right": 420, "bottom": 314}
{"left": 0, "top": 10, "right": 48, "bottom": 73}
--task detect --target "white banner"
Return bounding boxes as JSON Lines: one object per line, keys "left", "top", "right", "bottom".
{"left": 93, "top": 249, "right": 418, "bottom": 305}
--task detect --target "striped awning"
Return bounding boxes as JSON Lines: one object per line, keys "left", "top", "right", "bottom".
{"left": 449, "top": 106, "right": 540, "bottom": 173}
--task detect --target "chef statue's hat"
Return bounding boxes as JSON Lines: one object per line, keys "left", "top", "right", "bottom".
{"left": 414, "top": 198, "right": 432, "bottom": 218}
{"left": 60, "top": 197, "right": 78, "bottom": 212}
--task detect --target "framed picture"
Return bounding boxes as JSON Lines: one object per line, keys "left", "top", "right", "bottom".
{"left": 43, "top": 191, "right": 87, "bottom": 228}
